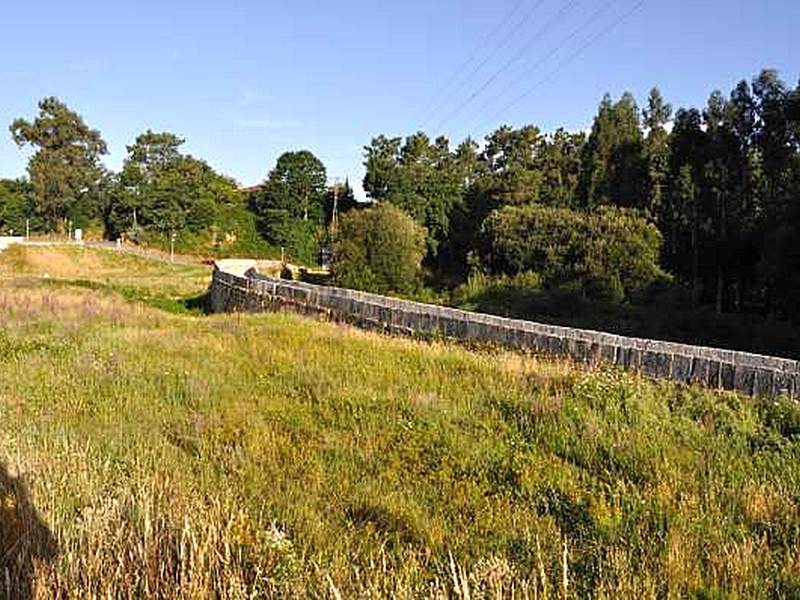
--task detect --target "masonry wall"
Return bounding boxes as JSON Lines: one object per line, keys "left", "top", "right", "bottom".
{"left": 210, "top": 260, "right": 800, "bottom": 398}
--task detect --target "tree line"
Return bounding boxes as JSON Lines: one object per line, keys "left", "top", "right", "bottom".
{"left": 2, "top": 68, "right": 799, "bottom": 349}
{"left": 1, "top": 98, "right": 356, "bottom": 261}
{"left": 362, "top": 68, "right": 800, "bottom": 327}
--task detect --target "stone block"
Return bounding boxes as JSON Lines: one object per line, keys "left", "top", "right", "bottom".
{"left": 733, "top": 365, "right": 755, "bottom": 395}
{"left": 587, "top": 342, "right": 603, "bottom": 364}
{"left": 704, "top": 361, "right": 720, "bottom": 388}
{"left": 720, "top": 362, "right": 735, "bottom": 390}
{"left": 641, "top": 351, "right": 660, "bottom": 377}
{"left": 672, "top": 354, "right": 692, "bottom": 383}
{"left": 689, "top": 357, "right": 706, "bottom": 384}
{"left": 752, "top": 368, "right": 774, "bottom": 397}
{"left": 569, "top": 339, "right": 590, "bottom": 362}
{"left": 772, "top": 370, "right": 794, "bottom": 397}
{"left": 600, "top": 343, "right": 617, "bottom": 364}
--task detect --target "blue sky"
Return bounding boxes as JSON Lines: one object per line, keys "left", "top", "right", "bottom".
{"left": 1, "top": 0, "right": 798, "bottom": 200}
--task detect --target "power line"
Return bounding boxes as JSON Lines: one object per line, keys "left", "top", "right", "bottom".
{"left": 417, "top": 0, "right": 527, "bottom": 127}
{"left": 473, "top": 0, "right": 647, "bottom": 133}
{"left": 420, "top": 0, "right": 548, "bottom": 129}
{"left": 462, "top": 0, "right": 621, "bottom": 136}
{"left": 432, "top": 0, "right": 582, "bottom": 134}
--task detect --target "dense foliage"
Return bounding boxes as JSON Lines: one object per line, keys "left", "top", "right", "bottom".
{"left": 108, "top": 132, "right": 233, "bottom": 235}
{"left": 9, "top": 97, "right": 108, "bottom": 232}
{"left": 0, "top": 179, "right": 36, "bottom": 235}
{"left": 250, "top": 150, "right": 328, "bottom": 264}
{"left": 481, "top": 205, "right": 665, "bottom": 302}
{"left": 332, "top": 202, "right": 426, "bottom": 294}
{"left": 105, "top": 130, "right": 271, "bottom": 256}
{"left": 363, "top": 68, "right": 800, "bottom": 333}
{"left": 363, "top": 133, "right": 472, "bottom": 264}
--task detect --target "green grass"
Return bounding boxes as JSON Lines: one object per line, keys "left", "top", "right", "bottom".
{"left": 1, "top": 246, "right": 800, "bottom": 598}
{"left": 0, "top": 244, "right": 211, "bottom": 314}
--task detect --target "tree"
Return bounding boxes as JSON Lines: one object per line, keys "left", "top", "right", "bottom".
{"left": 106, "top": 131, "right": 241, "bottom": 249}
{"left": 579, "top": 92, "right": 646, "bottom": 208}
{"left": 479, "top": 125, "right": 543, "bottom": 206}
{"left": 332, "top": 203, "right": 426, "bottom": 294}
{"left": 663, "top": 108, "right": 707, "bottom": 297}
{"left": 536, "top": 128, "right": 586, "bottom": 207}
{"left": 662, "top": 78, "right": 771, "bottom": 314}
{"left": 106, "top": 130, "right": 188, "bottom": 237}
{"left": 9, "top": 97, "right": 108, "bottom": 230}
{"left": 363, "top": 132, "right": 465, "bottom": 262}
{"left": 254, "top": 150, "right": 327, "bottom": 222}
{"left": 754, "top": 71, "right": 800, "bottom": 319}
{"left": 642, "top": 87, "right": 672, "bottom": 219}
{"left": 252, "top": 150, "right": 327, "bottom": 264}
{"left": 350, "top": 68, "right": 800, "bottom": 326}
{"left": 125, "top": 130, "right": 185, "bottom": 184}
{"left": 324, "top": 178, "right": 361, "bottom": 227}
{"left": 480, "top": 204, "right": 665, "bottom": 302}
{"left": 0, "top": 179, "right": 35, "bottom": 235}
{"left": 760, "top": 160, "right": 800, "bottom": 320}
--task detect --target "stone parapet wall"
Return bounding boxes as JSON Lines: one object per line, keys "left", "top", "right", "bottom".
{"left": 210, "top": 259, "right": 800, "bottom": 398}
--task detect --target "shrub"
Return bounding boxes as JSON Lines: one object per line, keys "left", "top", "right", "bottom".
{"left": 452, "top": 271, "right": 542, "bottom": 307}
{"left": 332, "top": 203, "right": 426, "bottom": 294}
{"left": 480, "top": 204, "right": 666, "bottom": 302}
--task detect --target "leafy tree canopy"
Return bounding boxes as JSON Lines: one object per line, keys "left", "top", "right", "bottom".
{"left": 332, "top": 202, "right": 426, "bottom": 294}
{"left": 579, "top": 92, "right": 645, "bottom": 209}
{"left": 0, "top": 179, "right": 36, "bottom": 235}
{"left": 363, "top": 132, "right": 465, "bottom": 259}
{"left": 124, "top": 130, "right": 186, "bottom": 184}
{"left": 253, "top": 150, "right": 327, "bottom": 223}
{"left": 106, "top": 130, "right": 239, "bottom": 240}
{"left": 249, "top": 150, "right": 328, "bottom": 264}
{"left": 9, "top": 97, "right": 108, "bottom": 229}
{"left": 480, "top": 204, "right": 666, "bottom": 303}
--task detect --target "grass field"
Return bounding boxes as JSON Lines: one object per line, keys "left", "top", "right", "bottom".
{"left": 1, "top": 245, "right": 800, "bottom": 598}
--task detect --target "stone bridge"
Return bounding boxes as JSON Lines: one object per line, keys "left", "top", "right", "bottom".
{"left": 210, "top": 259, "right": 800, "bottom": 398}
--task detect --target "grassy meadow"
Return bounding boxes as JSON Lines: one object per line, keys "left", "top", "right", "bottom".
{"left": 1, "top": 245, "right": 800, "bottom": 598}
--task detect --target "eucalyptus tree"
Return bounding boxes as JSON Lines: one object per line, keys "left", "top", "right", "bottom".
{"left": 10, "top": 97, "right": 108, "bottom": 230}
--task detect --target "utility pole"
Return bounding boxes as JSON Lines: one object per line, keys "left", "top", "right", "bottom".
{"left": 330, "top": 177, "right": 342, "bottom": 241}
{"left": 331, "top": 184, "right": 339, "bottom": 240}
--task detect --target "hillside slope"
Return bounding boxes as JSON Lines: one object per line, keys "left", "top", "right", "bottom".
{"left": 1, "top": 246, "right": 799, "bottom": 598}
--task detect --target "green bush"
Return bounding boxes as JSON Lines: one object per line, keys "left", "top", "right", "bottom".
{"left": 480, "top": 204, "right": 667, "bottom": 302}
{"left": 453, "top": 271, "right": 542, "bottom": 308}
{"left": 0, "top": 179, "right": 38, "bottom": 235}
{"left": 332, "top": 202, "right": 426, "bottom": 294}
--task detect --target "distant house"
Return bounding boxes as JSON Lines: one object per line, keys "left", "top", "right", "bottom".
{"left": 238, "top": 184, "right": 263, "bottom": 195}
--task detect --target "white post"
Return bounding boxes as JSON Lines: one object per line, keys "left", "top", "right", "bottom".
{"left": 25, "top": 219, "right": 29, "bottom": 240}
